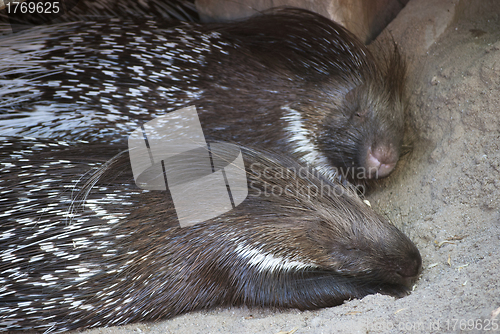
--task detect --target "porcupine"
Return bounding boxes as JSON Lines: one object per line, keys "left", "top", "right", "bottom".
{"left": 0, "top": 8, "right": 408, "bottom": 184}
{"left": 0, "top": 136, "right": 421, "bottom": 332}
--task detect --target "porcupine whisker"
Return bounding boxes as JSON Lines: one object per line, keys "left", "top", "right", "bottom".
{"left": 67, "top": 150, "right": 130, "bottom": 225}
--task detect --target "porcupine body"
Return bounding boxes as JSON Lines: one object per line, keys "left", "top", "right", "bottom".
{"left": 0, "top": 136, "right": 421, "bottom": 332}
{"left": 0, "top": 8, "right": 408, "bottom": 183}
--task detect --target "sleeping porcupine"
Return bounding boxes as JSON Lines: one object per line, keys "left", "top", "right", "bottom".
{"left": 0, "top": 136, "right": 421, "bottom": 332}
{"left": 0, "top": 8, "right": 408, "bottom": 184}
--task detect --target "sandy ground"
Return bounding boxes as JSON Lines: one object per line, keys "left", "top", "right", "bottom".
{"left": 75, "top": 0, "right": 500, "bottom": 333}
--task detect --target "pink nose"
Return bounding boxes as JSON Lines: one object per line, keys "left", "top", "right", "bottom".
{"left": 365, "top": 145, "right": 398, "bottom": 179}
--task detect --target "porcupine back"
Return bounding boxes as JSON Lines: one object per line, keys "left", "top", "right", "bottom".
{"left": 0, "top": 136, "right": 421, "bottom": 332}
{"left": 0, "top": 8, "right": 408, "bottom": 183}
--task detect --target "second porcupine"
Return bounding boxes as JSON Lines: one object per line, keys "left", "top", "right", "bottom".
{"left": 0, "top": 137, "right": 421, "bottom": 332}
{"left": 0, "top": 8, "right": 408, "bottom": 184}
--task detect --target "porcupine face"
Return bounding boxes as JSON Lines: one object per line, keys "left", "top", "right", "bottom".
{"left": 316, "top": 44, "right": 408, "bottom": 184}
{"left": 311, "top": 73, "right": 406, "bottom": 184}
{"left": 225, "top": 146, "right": 422, "bottom": 299}
{"left": 308, "top": 214, "right": 422, "bottom": 293}
{"left": 231, "top": 9, "right": 409, "bottom": 184}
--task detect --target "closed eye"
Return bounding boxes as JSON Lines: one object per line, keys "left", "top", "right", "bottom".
{"left": 354, "top": 109, "right": 369, "bottom": 119}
